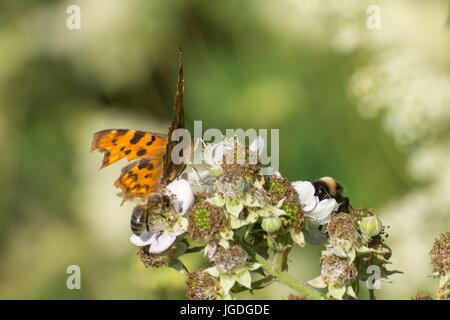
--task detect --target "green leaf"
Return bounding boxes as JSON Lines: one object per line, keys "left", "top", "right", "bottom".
{"left": 381, "top": 268, "right": 403, "bottom": 277}
{"left": 167, "top": 258, "right": 188, "bottom": 275}
{"left": 226, "top": 200, "right": 244, "bottom": 217}
{"left": 206, "top": 195, "right": 225, "bottom": 207}
{"left": 308, "top": 275, "right": 327, "bottom": 288}
{"left": 243, "top": 193, "right": 262, "bottom": 207}
{"left": 275, "top": 198, "right": 286, "bottom": 208}
{"left": 270, "top": 206, "right": 286, "bottom": 217}
{"left": 229, "top": 215, "right": 247, "bottom": 229}
{"left": 356, "top": 246, "right": 376, "bottom": 254}
{"left": 220, "top": 228, "right": 234, "bottom": 240}
{"left": 205, "top": 266, "right": 220, "bottom": 277}
{"left": 329, "top": 285, "right": 346, "bottom": 300}
{"left": 347, "top": 285, "right": 357, "bottom": 299}
{"left": 247, "top": 262, "right": 262, "bottom": 271}
{"left": 290, "top": 230, "right": 306, "bottom": 247}
{"left": 218, "top": 238, "right": 230, "bottom": 249}
{"left": 347, "top": 247, "right": 356, "bottom": 263}
{"left": 220, "top": 273, "right": 237, "bottom": 294}
{"left": 246, "top": 210, "right": 259, "bottom": 223}
{"left": 235, "top": 268, "right": 252, "bottom": 289}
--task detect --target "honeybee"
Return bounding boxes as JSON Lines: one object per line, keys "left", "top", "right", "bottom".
{"left": 130, "top": 193, "right": 172, "bottom": 236}
{"left": 312, "top": 176, "right": 351, "bottom": 213}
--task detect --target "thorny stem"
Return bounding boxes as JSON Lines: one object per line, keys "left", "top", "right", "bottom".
{"left": 238, "top": 239, "right": 324, "bottom": 300}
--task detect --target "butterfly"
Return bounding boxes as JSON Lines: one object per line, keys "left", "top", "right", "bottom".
{"left": 91, "top": 50, "right": 186, "bottom": 204}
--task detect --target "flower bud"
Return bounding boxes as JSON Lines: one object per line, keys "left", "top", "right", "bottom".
{"left": 261, "top": 216, "right": 282, "bottom": 233}
{"left": 360, "top": 215, "right": 382, "bottom": 237}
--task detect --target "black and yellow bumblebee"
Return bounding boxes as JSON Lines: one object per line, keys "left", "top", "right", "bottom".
{"left": 312, "top": 176, "right": 351, "bottom": 213}
{"left": 130, "top": 193, "right": 172, "bottom": 236}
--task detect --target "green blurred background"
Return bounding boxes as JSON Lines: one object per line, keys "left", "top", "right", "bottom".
{"left": 0, "top": 0, "right": 448, "bottom": 299}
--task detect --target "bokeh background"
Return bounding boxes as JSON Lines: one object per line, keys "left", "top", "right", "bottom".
{"left": 0, "top": 0, "right": 449, "bottom": 299}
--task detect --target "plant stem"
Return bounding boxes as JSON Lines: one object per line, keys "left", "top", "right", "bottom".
{"left": 184, "top": 246, "right": 204, "bottom": 254}
{"left": 369, "top": 288, "right": 376, "bottom": 300}
{"left": 239, "top": 239, "right": 324, "bottom": 300}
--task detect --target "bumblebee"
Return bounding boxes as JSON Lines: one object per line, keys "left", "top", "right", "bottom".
{"left": 130, "top": 193, "right": 172, "bottom": 236}
{"left": 312, "top": 176, "right": 351, "bottom": 213}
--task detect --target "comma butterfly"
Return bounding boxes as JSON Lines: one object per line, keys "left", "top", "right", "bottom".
{"left": 91, "top": 50, "right": 186, "bottom": 204}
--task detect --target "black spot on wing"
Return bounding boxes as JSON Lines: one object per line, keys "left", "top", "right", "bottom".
{"left": 116, "top": 129, "right": 128, "bottom": 135}
{"left": 137, "top": 149, "right": 147, "bottom": 156}
{"left": 138, "top": 159, "right": 151, "bottom": 170}
{"left": 130, "top": 131, "right": 145, "bottom": 144}
{"left": 146, "top": 135, "right": 156, "bottom": 146}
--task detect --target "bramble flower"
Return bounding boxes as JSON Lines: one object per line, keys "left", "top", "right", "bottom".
{"left": 129, "top": 179, "right": 193, "bottom": 254}
{"left": 186, "top": 268, "right": 224, "bottom": 300}
{"left": 309, "top": 254, "right": 357, "bottom": 300}
{"left": 187, "top": 201, "right": 227, "bottom": 242}
{"left": 205, "top": 244, "right": 261, "bottom": 294}
{"left": 210, "top": 244, "right": 249, "bottom": 274}
{"left": 430, "top": 232, "right": 449, "bottom": 300}
{"left": 115, "top": 127, "right": 397, "bottom": 299}
{"left": 264, "top": 175, "right": 305, "bottom": 231}
{"left": 138, "top": 246, "right": 169, "bottom": 268}
{"left": 411, "top": 292, "right": 434, "bottom": 300}
{"left": 292, "top": 180, "right": 339, "bottom": 225}
{"left": 430, "top": 232, "right": 450, "bottom": 277}
{"left": 326, "top": 212, "right": 359, "bottom": 255}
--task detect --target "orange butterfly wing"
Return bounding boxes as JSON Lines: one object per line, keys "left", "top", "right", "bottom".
{"left": 91, "top": 129, "right": 167, "bottom": 168}
{"left": 114, "top": 158, "right": 164, "bottom": 204}
{"left": 91, "top": 49, "right": 187, "bottom": 204}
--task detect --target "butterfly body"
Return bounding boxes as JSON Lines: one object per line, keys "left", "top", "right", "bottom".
{"left": 91, "top": 50, "right": 186, "bottom": 204}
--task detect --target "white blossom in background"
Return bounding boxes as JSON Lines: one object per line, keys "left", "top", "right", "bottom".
{"left": 349, "top": 49, "right": 450, "bottom": 148}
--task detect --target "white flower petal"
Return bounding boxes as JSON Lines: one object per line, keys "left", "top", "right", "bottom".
{"left": 207, "top": 242, "right": 217, "bottom": 260}
{"left": 165, "top": 179, "right": 194, "bottom": 215}
{"left": 292, "top": 181, "right": 318, "bottom": 212}
{"left": 249, "top": 136, "right": 265, "bottom": 157}
{"left": 173, "top": 221, "right": 186, "bottom": 236}
{"left": 129, "top": 230, "right": 158, "bottom": 247}
{"left": 329, "top": 246, "right": 347, "bottom": 258}
{"left": 149, "top": 232, "right": 176, "bottom": 254}
{"left": 305, "top": 198, "right": 338, "bottom": 225}
{"left": 203, "top": 139, "right": 234, "bottom": 167}
{"left": 182, "top": 168, "right": 214, "bottom": 186}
